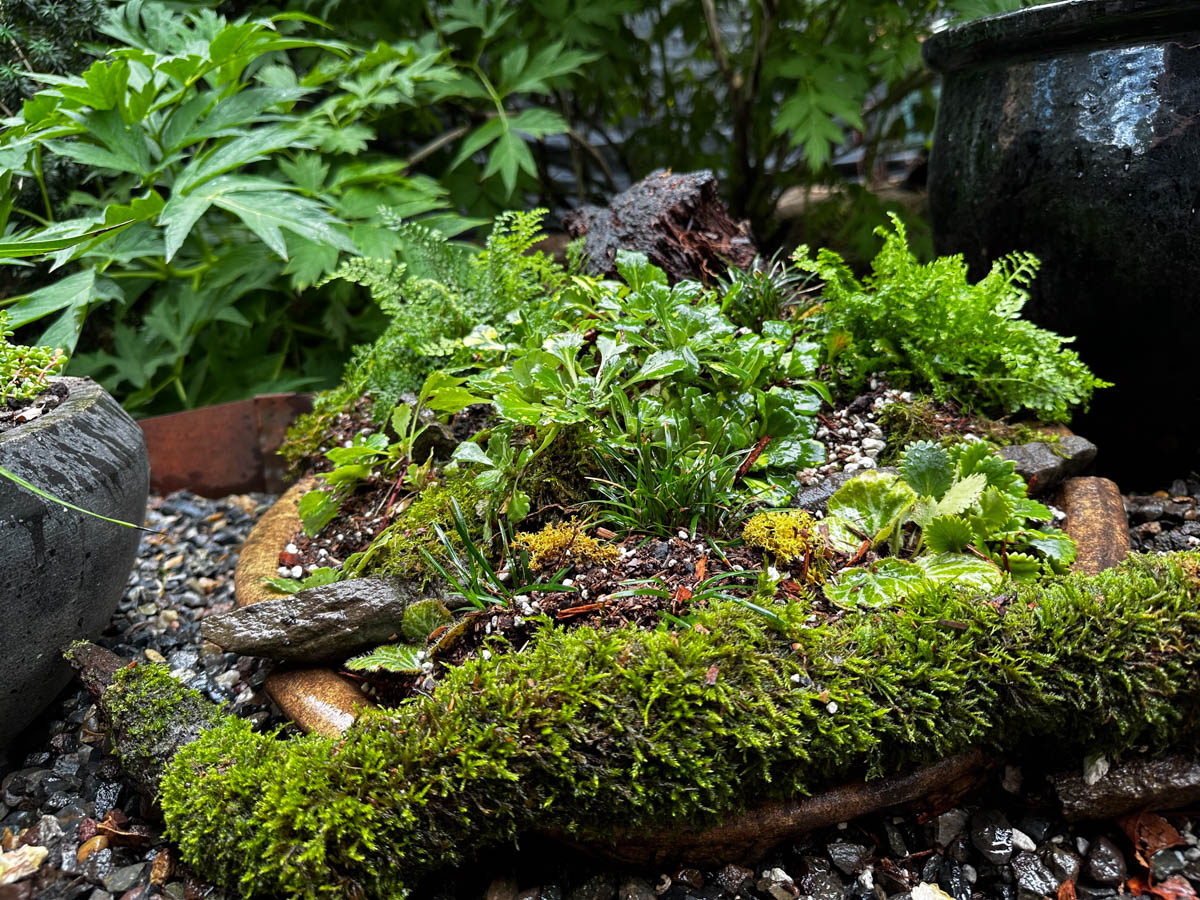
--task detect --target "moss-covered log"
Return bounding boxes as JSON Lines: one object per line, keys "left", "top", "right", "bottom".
{"left": 88, "top": 553, "right": 1200, "bottom": 898}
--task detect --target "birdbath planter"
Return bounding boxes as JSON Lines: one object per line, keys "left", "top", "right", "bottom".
{"left": 0, "top": 377, "right": 149, "bottom": 742}
{"left": 924, "top": 0, "right": 1200, "bottom": 486}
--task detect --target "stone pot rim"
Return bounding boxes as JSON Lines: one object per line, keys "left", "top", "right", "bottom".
{"left": 0, "top": 376, "right": 104, "bottom": 447}
{"left": 923, "top": 0, "right": 1200, "bottom": 74}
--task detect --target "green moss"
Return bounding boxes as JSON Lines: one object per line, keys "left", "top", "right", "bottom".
{"left": 340, "top": 471, "right": 485, "bottom": 582}
{"left": 104, "top": 663, "right": 223, "bottom": 790}
{"left": 279, "top": 381, "right": 364, "bottom": 477}
{"left": 159, "top": 553, "right": 1200, "bottom": 898}
{"left": 877, "top": 397, "right": 1061, "bottom": 465}
{"left": 521, "top": 424, "right": 597, "bottom": 520}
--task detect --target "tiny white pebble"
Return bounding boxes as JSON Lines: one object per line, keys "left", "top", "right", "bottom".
{"left": 677, "top": 530, "right": 688, "bottom": 539}
{"left": 1076, "top": 837, "right": 1090, "bottom": 855}
{"left": 827, "top": 701, "right": 838, "bottom": 713}
{"left": 285, "top": 543, "right": 298, "bottom": 554}
{"left": 1012, "top": 829, "right": 1036, "bottom": 851}
{"left": 318, "top": 548, "right": 328, "bottom": 557}
{"left": 481, "top": 649, "right": 492, "bottom": 661}
{"left": 343, "top": 439, "right": 354, "bottom": 448}
{"left": 790, "top": 673, "right": 802, "bottom": 684}
{"left": 290, "top": 565, "right": 303, "bottom": 578}
{"left": 836, "top": 821, "right": 848, "bottom": 830}
{"left": 277, "top": 566, "right": 290, "bottom": 576}
{"left": 963, "top": 864, "right": 977, "bottom": 884}
{"left": 562, "top": 578, "right": 574, "bottom": 587}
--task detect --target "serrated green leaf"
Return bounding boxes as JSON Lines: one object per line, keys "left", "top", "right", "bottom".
{"left": 401, "top": 599, "right": 453, "bottom": 643}
{"left": 825, "top": 558, "right": 928, "bottom": 607}
{"left": 924, "top": 515, "right": 973, "bottom": 553}
{"left": 344, "top": 643, "right": 424, "bottom": 673}
{"left": 1025, "top": 529, "right": 1077, "bottom": 571}
{"left": 1001, "top": 551, "right": 1042, "bottom": 581}
{"left": 901, "top": 440, "right": 954, "bottom": 499}
{"left": 936, "top": 472, "right": 987, "bottom": 517}
{"left": 977, "top": 486, "right": 1013, "bottom": 530}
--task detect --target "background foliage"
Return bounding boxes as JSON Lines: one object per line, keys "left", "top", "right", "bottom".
{"left": 0, "top": 0, "right": 1048, "bottom": 414}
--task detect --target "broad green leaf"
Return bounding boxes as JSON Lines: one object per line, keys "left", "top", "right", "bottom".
{"left": 507, "top": 107, "right": 568, "bottom": 137}
{"left": 827, "top": 470, "right": 917, "bottom": 548}
{"left": 298, "top": 489, "right": 339, "bottom": 538}
{"left": 977, "top": 486, "right": 1013, "bottom": 530}
{"left": 8, "top": 270, "right": 122, "bottom": 352}
{"left": 451, "top": 442, "right": 495, "bottom": 467}
{"left": 483, "top": 130, "right": 536, "bottom": 196}
{"left": 174, "top": 123, "right": 310, "bottom": 194}
{"left": 901, "top": 440, "right": 954, "bottom": 499}
{"left": 615, "top": 250, "right": 668, "bottom": 289}
{"left": 917, "top": 553, "right": 1004, "bottom": 589}
{"left": 0, "top": 191, "right": 163, "bottom": 258}
{"left": 344, "top": 643, "right": 424, "bottom": 673}
{"left": 450, "top": 117, "right": 505, "bottom": 169}
{"left": 1025, "top": 529, "right": 1077, "bottom": 570}
{"left": 826, "top": 558, "right": 929, "bottom": 607}
{"left": 626, "top": 349, "right": 688, "bottom": 385}
{"left": 211, "top": 187, "right": 358, "bottom": 260}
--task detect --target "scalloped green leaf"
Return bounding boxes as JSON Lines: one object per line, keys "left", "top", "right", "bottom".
{"left": 953, "top": 441, "right": 1026, "bottom": 497}
{"left": 977, "top": 486, "right": 1013, "bottom": 531}
{"left": 901, "top": 440, "right": 954, "bottom": 499}
{"left": 825, "top": 558, "right": 929, "bottom": 607}
{"left": 1025, "top": 528, "right": 1077, "bottom": 573}
{"left": 402, "top": 599, "right": 453, "bottom": 643}
{"left": 1001, "top": 551, "right": 1042, "bottom": 581}
{"left": 917, "top": 552, "right": 1004, "bottom": 589}
{"left": 925, "top": 515, "right": 974, "bottom": 553}
{"left": 827, "top": 470, "right": 917, "bottom": 548}
{"left": 344, "top": 643, "right": 424, "bottom": 674}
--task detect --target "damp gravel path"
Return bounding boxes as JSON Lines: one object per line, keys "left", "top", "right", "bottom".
{"left": 2, "top": 487, "right": 1198, "bottom": 900}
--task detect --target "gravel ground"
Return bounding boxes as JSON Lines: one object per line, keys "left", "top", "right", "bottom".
{"left": 2, "top": 487, "right": 1196, "bottom": 900}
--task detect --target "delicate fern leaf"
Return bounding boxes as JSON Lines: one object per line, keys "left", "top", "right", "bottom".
{"left": 924, "top": 515, "right": 974, "bottom": 553}
{"left": 827, "top": 471, "right": 917, "bottom": 548}
{"left": 901, "top": 440, "right": 954, "bottom": 499}
{"left": 401, "top": 599, "right": 453, "bottom": 643}
{"left": 935, "top": 472, "right": 987, "bottom": 517}
{"left": 917, "top": 552, "right": 1004, "bottom": 590}
{"left": 825, "top": 558, "right": 929, "bottom": 608}
{"left": 344, "top": 643, "right": 424, "bottom": 673}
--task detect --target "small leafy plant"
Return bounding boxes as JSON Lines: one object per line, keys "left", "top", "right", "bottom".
{"left": 823, "top": 440, "right": 1075, "bottom": 606}
{"left": 0, "top": 309, "right": 65, "bottom": 403}
{"left": 795, "top": 215, "right": 1110, "bottom": 422}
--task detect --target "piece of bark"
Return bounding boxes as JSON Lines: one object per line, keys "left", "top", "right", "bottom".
{"left": 202, "top": 578, "right": 437, "bottom": 663}
{"left": 1056, "top": 754, "right": 1200, "bottom": 821}
{"left": 1054, "top": 476, "right": 1131, "bottom": 575}
{"left": 564, "top": 169, "right": 757, "bottom": 283}
{"left": 554, "top": 749, "right": 994, "bottom": 866}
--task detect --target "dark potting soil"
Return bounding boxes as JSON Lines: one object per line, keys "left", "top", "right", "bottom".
{"left": 0, "top": 381, "right": 68, "bottom": 437}
{"left": 1, "top": 485, "right": 1197, "bottom": 900}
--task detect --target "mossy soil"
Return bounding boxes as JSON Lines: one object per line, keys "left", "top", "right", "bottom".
{"left": 103, "top": 552, "right": 1200, "bottom": 899}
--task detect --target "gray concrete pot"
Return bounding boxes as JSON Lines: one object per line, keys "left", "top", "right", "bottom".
{"left": 1, "top": 377, "right": 148, "bottom": 743}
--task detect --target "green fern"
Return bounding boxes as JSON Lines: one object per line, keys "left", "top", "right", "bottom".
{"left": 795, "top": 214, "right": 1110, "bottom": 423}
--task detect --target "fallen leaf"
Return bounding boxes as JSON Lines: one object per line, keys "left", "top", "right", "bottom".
{"left": 96, "top": 811, "right": 152, "bottom": 848}
{"left": 1119, "top": 812, "right": 1184, "bottom": 868}
{"left": 1058, "top": 879, "right": 1077, "bottom": 900}
{"left": 151, "top": 847, "right": 174, "bottom": 886}
{"left": 705, "top": 665, "right": 720, "bottom": 686}
{"left": 912, "top": 883, "right": 954, "bottom": 900}
{"left": 694, "top": 555, "right": 707, "bottom": 582}
{"left": 1150, "top": 876, "right": 1198, "bottom": 900}
{"left": 0, "top": 846, "right": 48, "bottom": 886}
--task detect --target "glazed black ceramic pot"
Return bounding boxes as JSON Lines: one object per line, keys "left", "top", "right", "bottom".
{"left": 925, "top": 1, "right": 1200, "bottom": 488}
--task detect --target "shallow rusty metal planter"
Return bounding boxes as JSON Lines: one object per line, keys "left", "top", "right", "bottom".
{"left": 139, "top": 393, "right": 312, "bottom": 498}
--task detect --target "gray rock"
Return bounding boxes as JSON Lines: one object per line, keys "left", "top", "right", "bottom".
{"left": 1151, "top": 849, "right": 1187, "bottom": 881}
{"left": 617, "top": 877, "right": 655, "bottom": 900}
{"left": 998, "top": 436, "right": 1096, "bottom": 497}
{"left": 971, "top": 809, "right": 1014, "bottom": 865}
{"left": 568, "top": 874, "right": 616, "bottom": 900}
{"left": 1056, "top": 753, "right": 1200, "bottom": 820}
{"left": 828, "top": 841, "right": 869, "bottom": 875}
{"left": 486, "top": 876, "right": 520, "bottom": 900}
{"left": 1011, "top": 851, "right": 1061, "bottom": 896}
{"left": 1042, "top": 846, "right": 1081, "bottom": 884}
{"left": 714, "top": 865, "right": 753, "bottom": 893}
{"left": 794, "top": 468, "right": 898, "bottom": 511}
{"left": 934, "top": 808, "right": 970, "bottom": 848}
{"left": 799, "top": 870, "right": 842, "bottom": 900}
{"left": 885, "top": 822, "right": 909, "bottom": 858}
{"left": 201, "top": 578, "right": 438, "bottom": 662}
{"left": 103, "top": 863, "right": 146, "bottom": 894}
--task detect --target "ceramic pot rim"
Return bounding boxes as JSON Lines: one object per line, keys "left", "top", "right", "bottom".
{"left": 924, "top": 0, "right": 1200, "bottom": 74}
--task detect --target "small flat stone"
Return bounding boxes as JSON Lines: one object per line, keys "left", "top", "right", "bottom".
{"left": 103, "top": 863, "right": 146, "bottom": 894}
{"left": 934, "top": 808, "right": 969, "bottom": 848}
{"left": 970, "top": 809, "right": 1014, "bottom": 865}
{"left": 1084, "top": 837, "right": 1127, "bottom": 886}
{"left": 1011, "top": 851, "right": 1061, "bottom": 896}
{"left": 201, "top": 579, "right": 440, "bottom": 662}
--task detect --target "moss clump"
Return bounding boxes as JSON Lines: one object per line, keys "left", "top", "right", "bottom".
{"left": 340, "top": 471, "right": 485, "bottom": 582}
{"left": 742, "top": 510, "right": 830, "bottom": 585}
{"left": 159, "top": 553, "right": 1200, "bottom": 898}
{"left": 521, "top": 424, "right": 598, "bottom": 519}
{"left": 103, "top": 663, "right": 223, "bottom": 791}
{"left": 511, "top": 519, "right": 619, "bottom": 571}
{"left": 876, "top": 397, "right": 1061, "bottom": 466}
